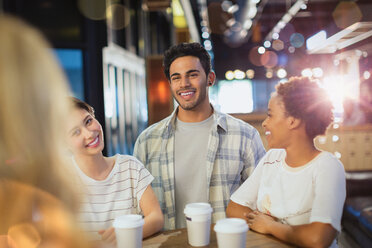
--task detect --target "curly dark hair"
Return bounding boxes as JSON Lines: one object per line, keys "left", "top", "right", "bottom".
{"left": 163, "top": 42, "right": 211, "bottom": 80}
{"left": 276, "top": 77, "right": 333, "bottom": 139}
{"left": 69, "top": 97, "right": 95, "bottom": 117}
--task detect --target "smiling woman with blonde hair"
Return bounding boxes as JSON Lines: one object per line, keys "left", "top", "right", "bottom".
{"left": 0, "top": 15, "right": 88, "bottom": 247}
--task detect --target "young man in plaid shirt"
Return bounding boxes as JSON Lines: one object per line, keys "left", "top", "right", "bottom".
{"left": 134, "top": 42, "right": 265, "bottom": 230}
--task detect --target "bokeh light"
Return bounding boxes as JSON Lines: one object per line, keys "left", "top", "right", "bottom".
{"left": 246, "top": 69, "right": 255, "bottom": 79}
{"left": 290, "top": 33, "right": 304, "bottom": 48}
{"left": 312, "top": 67, "right": 324, "bottom": 78}
{"left": 258, "top": 46, "right": 266, "bottom": 54}
{"left": 260, "top": 51, "right": 278, "bottom": 69}
{"left": 272, "top": 39, "right": 284, "bottom": 51}
{"left": 266, "top": 70, "right": 273, "bottom": 79}
{"left": 202, "top": 32, "right": 210, "bottom": 39}
{"left": 249, "top": 46, "right": 263, "bottom": 66}
{"left": 301, "top": 68, "right": 313, "bottom": 77}
{"left": 333, "top": 1, "right": 362, "bottom": 29}
{"left": 225, "top": 70, "right": 234, "bottom": 80}
{"left": 263, "top": 40, "right": 271, "bottom": 48}
{"left": 364, "top": 71, "right": 371, "bottom": 80}
{"left": 278, "top": 54, "right": 288, "bottom": 66}
{"left": 106, "top": 4, "right": 130, "bottom": 30}
{"left": 277, "top": 68, "right": 287, "bottom": 79}
{"left": 234, "top": 69, "right": 245, "bottom": 80}
{"left": 78, "top": 0, "right": 106, "bottom": 20}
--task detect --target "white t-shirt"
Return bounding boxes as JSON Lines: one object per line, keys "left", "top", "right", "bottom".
{"left": 231, "top": 149, "right": 346, "bottom": 247}
{"left": 71, "top": 154, "right": 154, "bottom": 240}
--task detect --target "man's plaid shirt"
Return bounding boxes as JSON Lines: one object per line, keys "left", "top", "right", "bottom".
{"left": 133, "top": 106, "right": 266, "bottom": 230}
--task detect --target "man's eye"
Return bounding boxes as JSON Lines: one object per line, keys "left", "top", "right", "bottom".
{"left": 190, "top": 73, "right": 198, "bottom": 78}
{"left": 86, "top": 118, "right": 93, "bottom": 125}
{"left": 72, "top": 129, "right": 80, "bottom": 136}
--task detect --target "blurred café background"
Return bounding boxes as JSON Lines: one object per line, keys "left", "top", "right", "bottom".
{"left": 1, "top": 0, "right": 371, "bottom": 171}
{"left": 2, "top": 1, "right": 372, "bottom": 247}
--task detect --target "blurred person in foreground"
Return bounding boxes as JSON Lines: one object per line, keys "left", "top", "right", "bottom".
{"left": 227, "top": 77, "right": 346, "bottom": 247}
{"left": 66, "top": 97, "right": 163, "bottom": 245}
{"left": 133, "top": 42, "right": 266, "bottom": 230}
{"left": 0, "top": 15, "right": 89, "bottom": 248}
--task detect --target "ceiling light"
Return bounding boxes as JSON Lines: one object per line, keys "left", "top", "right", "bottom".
{"left": 277, "top": 21, "right": 286, "bottom": 29}
{"left": 248, "top": 6, "right": 257, "bottom": 19}
{"left": 226, "top": 18, "right": 236, "bottom": 27}
{"left": 306, "top": 30, "right": 327, "bottom": 50}
{"left": 225, "top": 70, "right": 234, "bottom": 80}
{"left": 204, "top": 40, "right": 212, "bottom": 50}
{"left": 258, "top": 46, "right": 265, "bottom": 54}
{"left": 243, "top": 19, "right": 252, "bottom": 29}
{"left": 301, "top": 68, "right": 312, "bottom": 77}
{"left": 307, "top": 22, "right": 372, "bottom": 54}
{"left": 202, "top": 32, "right": 210, "bottom": 39}
{"left": 266, "top": 71, "right": 273, "bottom": 79}
{"left": 277, "top": 68, "right": 287, "bottom": 79}
{"left": 221, "top": 0, "right": 233, "bottom": 12}
{"left": 234, "top": 69, "right": 245, "bottom": 80}
{"left": 364, "top": 71, "right": 371, "bottom": 80}
{"left": 240, "top": 29, "right": 248, "bottom": 38}
{"left": 263, "top": 40, "right": 271, "bottom": 48}
{"left": 312, "top": 67, "right": 323, "bottom": 78}
{"left": 227, "top": 4, "right": 239, "bottom": 14}
{"left": 246, "top": 69, "right": 255, "bottom": 79}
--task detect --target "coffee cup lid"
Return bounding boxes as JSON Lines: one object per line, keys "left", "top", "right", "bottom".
{"left": 214, "top": 218, "right": 249, "bottom": 233}
{"left": 113, "top": 214, "right": 145, "bottom": 228}
{"left": 184, "top": 202, "right": 213, "bottom": 216}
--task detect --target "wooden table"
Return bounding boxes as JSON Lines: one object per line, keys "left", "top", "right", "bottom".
{"left": 143, "top": 226, "right": 294, "bottom": 247}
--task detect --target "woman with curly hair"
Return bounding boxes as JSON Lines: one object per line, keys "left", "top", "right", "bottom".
{"left": 226, "top": 77, "right": 346, "bottom": 247}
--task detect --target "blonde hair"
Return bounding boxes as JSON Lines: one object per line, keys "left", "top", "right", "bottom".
{"left": 0, "top": 15, "right": 87, "bottom": 247}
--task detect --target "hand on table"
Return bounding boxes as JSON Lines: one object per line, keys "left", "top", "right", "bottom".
{"left": 98, "top": 227, "right": 116, "bottom": 247}
{"left": 244, "top": 210, "right": 276, "bottom": 234}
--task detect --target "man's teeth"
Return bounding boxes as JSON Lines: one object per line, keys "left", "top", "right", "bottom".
{"left": 88, "top": 137, "right": 99, "bottom": 146}
{"left": 180, "top": 92, "right": 193, "bottom": 96}
{"left": 265, "top": 131, "right": 271, "bottom": 136}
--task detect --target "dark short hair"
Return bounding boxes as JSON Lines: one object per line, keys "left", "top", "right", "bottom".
{"left": 69, "top": 97, "right": 95, "bottom": 117}
{"left": 276, "top": 77, "right": 333, "bottom": 140}
{"left": 163, "top": 42, "right": 211, "bottom": 80}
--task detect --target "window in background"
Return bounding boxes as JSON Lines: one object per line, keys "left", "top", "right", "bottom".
{"left": 54, "top": 49, "right": 84, "bottom": 100}
{"left": 210, "top": 79, "right": 277, "bottom": 114}
{"left": 252, "top": 79, "right": 277, "bottom": 112}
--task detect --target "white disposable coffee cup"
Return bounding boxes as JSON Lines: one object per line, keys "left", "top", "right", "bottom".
{"left": 113, "top": 214, "right": 144, "bottom": 248}
{"left": 184, "top": 202, "right": 213, "bottom": 247}
{"left": 214, "top": 218, "right": 249, "bottom": 248}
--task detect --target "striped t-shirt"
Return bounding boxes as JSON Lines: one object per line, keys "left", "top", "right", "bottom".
{"left": 71, "top": 154, "right": 154, "bottom": 240}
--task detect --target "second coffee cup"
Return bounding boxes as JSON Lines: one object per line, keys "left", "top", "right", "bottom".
{"left": 214, "top": 218, "right": 248, "bottom": 248}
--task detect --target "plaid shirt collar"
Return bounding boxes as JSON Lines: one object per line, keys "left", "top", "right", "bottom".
{"left": 163, "top": 104, "right": 228, "bottom": 136}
